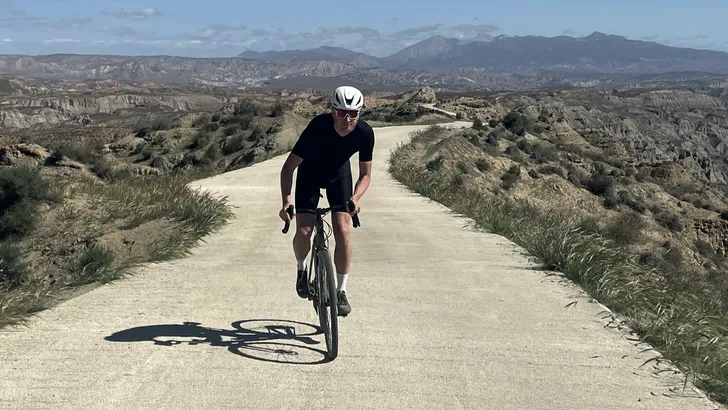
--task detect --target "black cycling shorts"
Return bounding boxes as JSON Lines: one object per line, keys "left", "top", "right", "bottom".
{"left": 295, "top": 171, "right": 353, "bottom": 214}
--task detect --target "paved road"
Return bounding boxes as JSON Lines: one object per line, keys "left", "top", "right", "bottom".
{"left": 420, "top": 103, "right": 457, "bottom": 117}
{"left": 0, "top": 122, "right": 720, "bottom": 409}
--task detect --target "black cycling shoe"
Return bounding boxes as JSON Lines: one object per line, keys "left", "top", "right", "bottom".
{"left": 296, "top": 269, "right": 309, "bottom": 299}
{"left": 337, "top": 291, "right": 351, "bottom": 316}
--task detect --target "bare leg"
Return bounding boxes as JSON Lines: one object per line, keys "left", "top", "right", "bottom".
{"left": 293, "top": 213, "right": 314, "bottom": 262}
{"left": 331, "top": 211, "right": 352, "bottom": 276}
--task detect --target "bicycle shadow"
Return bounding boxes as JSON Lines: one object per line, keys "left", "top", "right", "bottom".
{"left": 104, "top": 318, "right": 333, "bottom": 365}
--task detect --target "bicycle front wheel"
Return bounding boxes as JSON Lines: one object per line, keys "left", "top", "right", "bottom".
{"left": 316, "top": 247, "right": 338, "bottom": 359}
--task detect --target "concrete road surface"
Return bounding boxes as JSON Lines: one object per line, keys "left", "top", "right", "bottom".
{"left": 0, "top": 122, "right": 720, "bottom": 409}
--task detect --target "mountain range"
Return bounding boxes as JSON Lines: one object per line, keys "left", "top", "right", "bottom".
{"left": 238, "top": 32, "right": 728, "bottom": 74}
{"left": 1, "top": 32, "right": 728, "bottom": 92}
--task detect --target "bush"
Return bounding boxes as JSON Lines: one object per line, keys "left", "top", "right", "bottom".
{"left": 502, "top": 111, "right": 532, "bottom": 136}
{"left": 616, "top": 190, "right": 646, "bottom": 213}
{"left": 201, "top": 122, "right": 220, "bottom": 133}
{"left": 47, "top": 141, "right": 102, "bottom": 165}
{"left": 472, "top": 118, "right": 486, "bottom": 130}
{"left": 0, "top": 166, "right": 60, "bottom": 240}
{"left": 501, "top": 165, "right": 520, "bottom": 190}
{"left": 537, "top": 164, "right": 566, "bottom": 178}
{"left": 189, "top": 131, "right": 212, "bottom": 150}
{"left": 234, "top": 101, "right": 258, "bottom": 117}
{"left": 0, "top": 241, "right": 29, "bottom": 288}
{"left": 504, "top": 145, "right": 522, "bottom": 161}
{"left": 426, "top": 156, "right": 444, "bottom": 172}
{"left": 516, "top": 139, "right": 534, "bottom": 155}
{"left": 475, "top": 158, "right": 490, "bottom": 172}
{"left": 223, "top": 133, "right": 246, "bottom": 155}
{"left": 585, "top": 174, "right": 615, "bottom": 196}
{"left": 656, "top": 211, "right": 683, "bottom": 232}
{"left": 270, "top": 102, "right": 285, "bottom": 117}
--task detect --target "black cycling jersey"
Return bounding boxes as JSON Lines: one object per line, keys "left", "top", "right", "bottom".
{"left": 291, "top": 113, "right": 375, "bottom": 184}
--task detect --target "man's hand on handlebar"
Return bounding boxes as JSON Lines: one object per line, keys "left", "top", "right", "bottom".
{"left": 279, "top": 201, "right": 295, "bottom": 223}
{"left": 280, "top": 203, "right": 295, "bottom": 234}
{"left": 347, "top": 196, "right": 360, "bottom": 215}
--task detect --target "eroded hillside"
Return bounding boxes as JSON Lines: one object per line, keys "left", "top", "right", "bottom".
{"left": 390, "top": 86, "right": 728, "bottom": 403}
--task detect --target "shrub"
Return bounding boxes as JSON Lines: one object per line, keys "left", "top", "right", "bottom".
{"left": 502, "top": 111, "right": 532, "bottom": 136}
{"left": 189, "top": 131, "right": 212, "bottom": 150}
{"left": 223, "top": 133, "right": 246, "bottom": 155}
{"left": 501, "top": 165, "right": 520, "bottom": 189}
{"left": 616, "top": 190, "right": 646, "bottom": 213}
{"left": 271, "top": 102, "right": 285, "bottom": 117}
{"left": 537, "top": 164, "right": 566, "bottom": 178}
{"left": 585, "top": 174, "right": 615, "bottom": 196}
{"left": 504, "top": 145, "right": 522, "bottom": 161}
{"left": 234, "top": 101, "right": 257, "bottom": 117}
{"left": 516, "top": 139, "right": 534, "bottom": 155}
{"left": 150, "top": 117, "right": 174, "bottom": 131}
{"left": 47, "top": 141, "right": 102, "bottom": 165}
{"left": 426, "top": 156, "right": 444, "bottom": 172}
{"left": 201, "top": 122, "right": 220, "bottom": 133}
{"left": 0, "top": 241, "right": 29, "bottom": 288}
{"left": 475, "top": 158, "right": 490, "bottom": 172}
{"left": 656, "top": 211, "right": 682, "bottom": 232}
{"left": 0, "top": 166, "right": 60, "bottom": 240}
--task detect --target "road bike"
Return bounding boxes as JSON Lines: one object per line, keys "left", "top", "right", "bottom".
{"left": 282, "top": 194, "right": 360, "bottom": 360}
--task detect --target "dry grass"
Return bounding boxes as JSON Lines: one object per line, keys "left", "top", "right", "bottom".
{"left": 0, "top": 166, "right": 233, "bottom": 329}
{"left": 389, "top": 125, "right": 728, "bottom": 404}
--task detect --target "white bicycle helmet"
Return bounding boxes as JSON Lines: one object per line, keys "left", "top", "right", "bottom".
{"left": 331, "top": 85, "right": 364, "bottom": 110}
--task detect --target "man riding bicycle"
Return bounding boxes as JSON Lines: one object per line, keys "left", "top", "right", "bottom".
{"left": 279, "top": 85, "right": 375, "bottom": 317}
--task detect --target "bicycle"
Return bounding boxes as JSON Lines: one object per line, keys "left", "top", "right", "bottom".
{"left": 281, "top": 194, "right": 360, "bottom": 360}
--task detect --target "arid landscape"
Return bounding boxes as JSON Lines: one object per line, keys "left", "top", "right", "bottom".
{"left": 4, "top": 26, "right": 728, "bottom": 407}
{"left": 0, "top": 74, "right": 452, "bottom": 329}
{"left": 389, "top": 86, "right": 728, "bottom": 402}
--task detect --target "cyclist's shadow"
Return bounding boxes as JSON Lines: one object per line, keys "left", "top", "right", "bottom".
{"left": 104, "top": 319, "right": 333, "bottom": 365}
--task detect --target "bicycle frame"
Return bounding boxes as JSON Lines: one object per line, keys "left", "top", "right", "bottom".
{"left": 281, "top": 199, "right": 360, "bottom": 360}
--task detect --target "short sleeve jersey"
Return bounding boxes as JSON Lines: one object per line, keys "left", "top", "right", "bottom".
{"left": 291, "top": 113, "right": 375, "bottom": 183}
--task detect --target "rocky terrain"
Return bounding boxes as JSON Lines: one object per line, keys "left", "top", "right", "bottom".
{"left": 396, "top": 85, "right": 728, "bottom": 289}
{"left": 3, "top": 32, "right": 728, "bottom": 92}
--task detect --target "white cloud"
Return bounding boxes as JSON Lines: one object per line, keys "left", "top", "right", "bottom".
{"left": 102, "top": 8, "right": 162, "bottom": 21}
{"left": 1, "top": 38, "right": 11, "bottom": 42}
{"left": 42, "top": 38, "right": 81, "bottom": 44}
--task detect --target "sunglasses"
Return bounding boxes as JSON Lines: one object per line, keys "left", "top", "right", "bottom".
{"left": 334, "top": 109, "right": 359, "bottom": 119}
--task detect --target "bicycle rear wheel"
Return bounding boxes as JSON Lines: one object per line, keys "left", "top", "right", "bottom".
{"left": 315, "top": 247, "right": 338, "bottom": 359}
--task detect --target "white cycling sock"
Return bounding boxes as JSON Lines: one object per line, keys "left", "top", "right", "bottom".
{"left": 297, "top": 259, "right": 306, "bottom": 271}
{"left": 337, "top": 273, "right": 348, "bottom": 293}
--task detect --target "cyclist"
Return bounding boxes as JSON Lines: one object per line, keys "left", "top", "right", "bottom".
{"left": 278, "top": 85, "right": 375, "bottom": 317}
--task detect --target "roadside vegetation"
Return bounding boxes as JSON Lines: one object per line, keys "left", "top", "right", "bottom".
{"left": 0, "top": 98, "right": 296, "bottom": 328}
{"left": 390, "top": 122, "right": 728, "bottom": 404}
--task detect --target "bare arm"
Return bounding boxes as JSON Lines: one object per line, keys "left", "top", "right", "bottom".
{"left": 280, "top": 153, "right": 303, "bottom": 207}
{"left": 352, "top": 160, "right": 372, "bottom": 201}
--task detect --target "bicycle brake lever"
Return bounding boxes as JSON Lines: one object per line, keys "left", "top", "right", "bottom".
{"left": 282, "top": 205, "right": 294, "bottom": 234}
{"left": 347, "top": 200, "right": 361, "bottom": 228}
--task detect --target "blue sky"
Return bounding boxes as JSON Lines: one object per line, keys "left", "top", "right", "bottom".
{"left": 0, "top": 0, "right": 726, "bottom": 57}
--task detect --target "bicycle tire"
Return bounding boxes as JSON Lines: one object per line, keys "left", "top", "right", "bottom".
{"left": 316, "top": 247, "right": 338, "bottom": 359}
